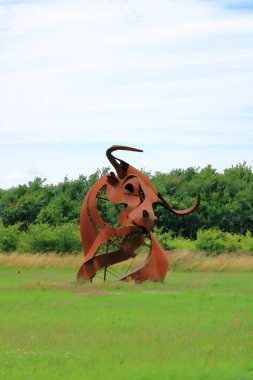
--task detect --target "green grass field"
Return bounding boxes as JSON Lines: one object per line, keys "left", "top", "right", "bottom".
{"left": 1, "top": 268, "right": 253, "bottom": 380}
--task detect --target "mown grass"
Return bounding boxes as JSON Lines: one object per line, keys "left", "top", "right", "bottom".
{"left": 0, "top": 267, "right": 253, "bottom": 380}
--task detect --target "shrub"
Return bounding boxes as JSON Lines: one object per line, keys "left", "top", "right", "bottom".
{"left": 27, "top": 224, "right": 57, "bottom": 253}
{"left": 54, "top": 223, "right": 82, "bottom": 254}
{"left": 17, "top": 231, "right": 31, "bottom": 253}
{"left": 155, "top": 230, "right": 196, "bottom": 251}
{"left": 155, "top": 230, "right": 174, "bottom": 250}
{"left": 25, "top": 223, "right": 82, "bottom": 254}
{"left": 0, "top": 223, "right": 20, "bottom": 252}
{"left": 196, "top": 228, "right": 227, "bottom": 255}
{"left": 240, "top": 231, "right": 253, "bottom": 254}
{"left": 223, "top": 232, "right": 240, "bottom": 252}
{"left": 171, "top": 237, "right": 196, "bottom": 251}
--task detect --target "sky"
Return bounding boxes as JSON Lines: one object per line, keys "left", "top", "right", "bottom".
{"left": 0, "top": 0, "right": 252, "bottom": 189}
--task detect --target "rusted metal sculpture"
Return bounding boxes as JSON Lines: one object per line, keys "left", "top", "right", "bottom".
{"left": 77, "top": 146, "right": 200, "bottom": 283}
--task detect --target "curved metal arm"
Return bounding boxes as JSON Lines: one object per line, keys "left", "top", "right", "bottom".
{"left": 158, "top": 193, "right": 201, "bottom": 215}
{"left": 106, "top": 145, "right": 143, "bottom": 179}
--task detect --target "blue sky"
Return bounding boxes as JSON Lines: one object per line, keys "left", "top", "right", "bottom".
{"left": 0, "top": 0, "right": 252, "bottom": 188}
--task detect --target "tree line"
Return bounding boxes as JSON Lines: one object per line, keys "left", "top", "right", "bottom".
{"left": 0, "top": 163, "right": 252, "bottom": 240}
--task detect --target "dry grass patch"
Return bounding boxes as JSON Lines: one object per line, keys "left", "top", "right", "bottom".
{"left": 170, "top": 250, "right": 253, "bottom": 272}
{"left": 0, "top": 252, "right": 81, "bottom": 270}
{"left": 1, "top": 251, "right": 253, "bottom": 272}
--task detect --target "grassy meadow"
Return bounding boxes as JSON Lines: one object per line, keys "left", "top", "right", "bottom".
{"left": 1, "top": 255, "right": 253, "bottom": 380}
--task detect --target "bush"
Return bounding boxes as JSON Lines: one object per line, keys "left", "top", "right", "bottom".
{"left": 155, "top": 230, "right": 174, "bottom": 250}
{"left": 0, "top": 223, "right": 20, "bottom": 252}
{"left": 54, "top": 223, "right": 82, "bottom": 254}
{"left": 17, "top": 231, "right": 32, "bottom": 253}
{"left": 223, "top": 232, "right": 240, "bottom": 252}
{"left": 27, "top": 224, "right": 57, "bottom": 253}
{"left": 196, "top": 229, "right": 252, "bottom": 255}
{"left": 26, "top": 223, "right": 82, "bottom": 254}
{"left": 196, "top": 229, "right": 227, "bottom": 255}
{"left": 0, "top": 221, "right": 251, "bottom": 255}
{"left": 170, "top": 237, "right": 196, "bottom": 251}
{"left": 155, "top": 230, "right": 196, "bottom": 251}
{"left": 240, "top": 231, "right": 253, "bottom": 254}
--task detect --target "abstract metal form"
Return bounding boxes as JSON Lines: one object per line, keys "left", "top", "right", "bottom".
{"left": 77, "top": 146, "right": 200, "bottom": 283}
